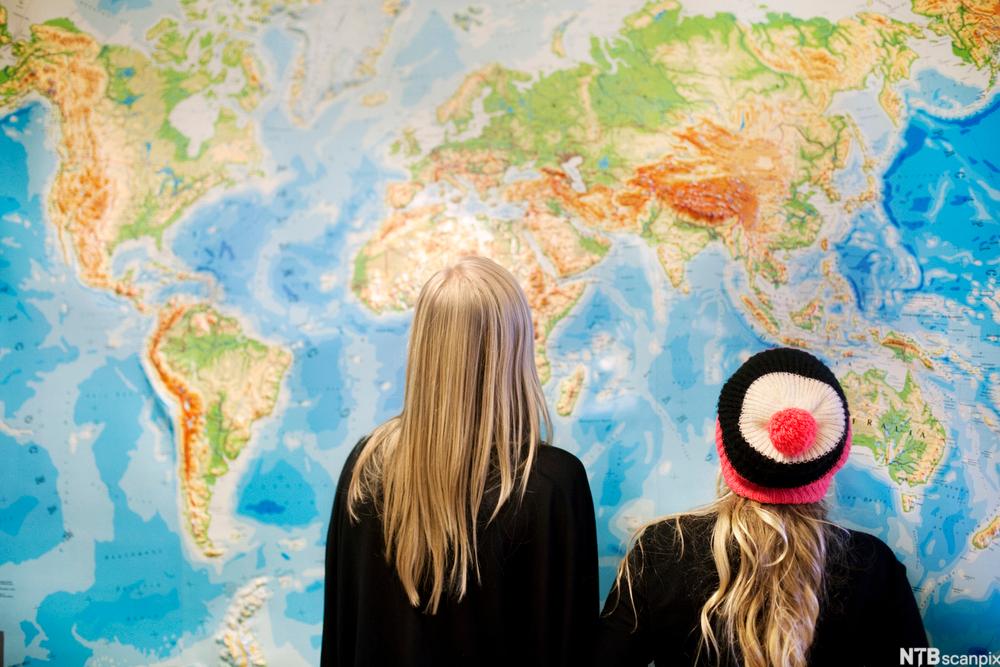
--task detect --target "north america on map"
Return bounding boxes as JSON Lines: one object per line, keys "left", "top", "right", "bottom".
{"left": 0, "top": 0, "right": 997, "bottom": 664}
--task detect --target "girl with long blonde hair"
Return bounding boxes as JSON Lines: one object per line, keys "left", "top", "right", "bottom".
{"left": 321, "top": 256, "right": 598, "bottom": 666}
{"left": 596, "top": 348, "right": 927, "bottom": 666}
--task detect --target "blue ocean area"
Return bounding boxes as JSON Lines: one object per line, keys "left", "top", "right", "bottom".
{"left": 910, "top": 69, "right": 984, "bottom": 110}
{"left": 96, "top": 0, "right": 151, "bottom": 13}
{"left": 913, "top": 436, "right": 977, "bottom": 570}
{"left": 563, "top": 285, "right": 662, "bottom": 535}
{"left": 171, "top": 160, "right": 323, "bottom": 310}
{"left": 263, "top": 27, "right": 296, "bottom": 80}
{"left": 393, "top": 11, "right": 463, "bottom": 106}
{"left": 834, "top": 393, "right": 986, "bottom": 656}
{"left": 554, "top": 274, "right": 651, "bottom": 522}
{"left": 0, "top": 434, "right": 64, "bottom": 563}
{"left": 170, "top": 114, "right": 393, "bottom": 333}
{"left": 293, "top": 336, "right": 355, "bottom": 446}
{"left": 268, "top": 154, "right": 389, "bottom": 309}
{"left": 649, "top": 248, "right": 767, "bottom": 451}
{"left": 33, "top": 357, "right": 220, "bottom": 663}
{"left": 828, "top": 93, "right": 1000, "bottom": 652}
{"left": 610, "top": 258, "right": 658, "bottom": 322}
{"left": 833, "top": 463, "right": 898, "bottom": 532}
{"left": 837, "top": 94, "right": 1000, "bottom": 339}
{"left": 285, "top": 579, "right": 325, "bottom": 625}
{"left": 0, "top": 105, "right": 79, "bottom": 416}
{"left": 923, "top": 581, "right": 1000, "bottom": 655}
{"left": 19, "top": 621, "right": 39, "bottom": 646}
{"left": 554, "top": 246, "right": 766, "bottom": 591}
{"left": 238, "top": 448, "right": 333, "bottom": 528}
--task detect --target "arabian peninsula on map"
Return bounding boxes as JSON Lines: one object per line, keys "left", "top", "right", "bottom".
{"left": 0, "top": 0, "right": 997, "bottom": 663}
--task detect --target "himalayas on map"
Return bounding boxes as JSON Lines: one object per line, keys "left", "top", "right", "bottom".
{"left": 0, "top": 0, "right": 998, "bottom": 663}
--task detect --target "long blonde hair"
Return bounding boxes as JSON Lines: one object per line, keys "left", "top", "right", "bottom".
{"left": 348, "top": 256, "right": 551, "bottom": 613}
{"left": 616, "top": 485, "right": 846, "bottom": 667}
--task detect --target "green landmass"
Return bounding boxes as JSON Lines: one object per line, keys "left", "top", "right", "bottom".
{"left": 579, "top": 234, "right": 609, "bottom": 257}
{"left": 160, "top": 305, "right": 289, "bottom": 490}
{"left": 0, "top": 12, "right": 265, "bottom": 262}
{"left": 397, "top": 1, "right": 921, "bottom": 305}
{"left": 161, "top": 307, "right": 269, "bottom": 374}
{"left": 843, "top": 369, "right": 947, "bottom": 486}
{"left": 41, "top": 17, "right": 81, "bottom": 33}
{"left": 352, "top": 251, "right": 371, "bottom": 294}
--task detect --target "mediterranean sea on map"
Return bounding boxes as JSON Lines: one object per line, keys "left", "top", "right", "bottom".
{"left": 0, "top": 0, "right": 998, "bottom": 664}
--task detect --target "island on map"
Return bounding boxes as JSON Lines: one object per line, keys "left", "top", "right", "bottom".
{"left": 971, "top": 513, "right": 1000, "bottom": 550}
{"left": 842, "top": 369, "right": 947, "bottom": 489}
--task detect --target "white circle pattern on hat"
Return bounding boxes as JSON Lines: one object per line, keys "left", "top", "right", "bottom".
{"left": 737, "top": 372, "right": 846, "bottom": 464}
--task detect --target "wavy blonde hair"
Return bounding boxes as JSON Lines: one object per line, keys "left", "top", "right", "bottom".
{"left": 615, "top": 483, "right": 846, "bottom": 667}
{"left": 348, "top": 256, "right": 551, "bottom": 613}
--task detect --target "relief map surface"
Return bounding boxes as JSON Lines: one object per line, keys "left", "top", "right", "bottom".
{"left": 0, "top": 0, "right": 998, "bottom": 663}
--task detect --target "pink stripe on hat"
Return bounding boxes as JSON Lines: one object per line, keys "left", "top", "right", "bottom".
{"left": 716, "top": 420, "right": 852, "bottom": 504}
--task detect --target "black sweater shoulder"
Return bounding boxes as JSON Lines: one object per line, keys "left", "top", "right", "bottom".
{"left": 322, "top": 439, "right": 598, "bottom": 667}
{"left": 595, "top": 515, "right": 927, "bottom": 666}
{"left": 523, "top": 445, "right": 591, "bottom": 501}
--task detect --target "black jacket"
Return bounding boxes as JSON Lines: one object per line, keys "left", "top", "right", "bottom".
{"left": 321, "top": 439, "right": 599, "bottom": 666}
{"left": 595, "top": 514, "right": 928, "bottom": 666}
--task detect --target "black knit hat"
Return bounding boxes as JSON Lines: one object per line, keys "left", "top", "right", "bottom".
{"left": 715, "top": 348, "right": 851, "bottom": 504}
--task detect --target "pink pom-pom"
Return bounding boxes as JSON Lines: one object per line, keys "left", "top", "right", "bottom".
{"left": 768, "top": 408, "right": 817, "bottom": 457}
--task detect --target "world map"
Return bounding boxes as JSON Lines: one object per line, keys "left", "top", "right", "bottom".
{"left": 0, "top": 0, "right": 998, "bottom": 663}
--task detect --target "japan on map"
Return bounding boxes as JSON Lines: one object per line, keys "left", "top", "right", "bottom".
{"left": 0, "top": 0, "right": 997, "bottom": 663}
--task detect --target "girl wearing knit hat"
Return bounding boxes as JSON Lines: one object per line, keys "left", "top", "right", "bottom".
{"left": 595, "top": 347, "right": 928, "bottom": 667}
